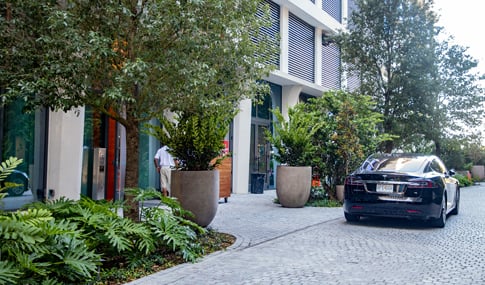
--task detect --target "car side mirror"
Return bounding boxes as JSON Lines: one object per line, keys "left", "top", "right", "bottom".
{"left": 448, "top": 169, "right": 456, "bottom": 176}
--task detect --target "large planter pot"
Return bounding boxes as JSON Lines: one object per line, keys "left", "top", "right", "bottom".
{"left": 171, "top": 170, "right": 220, "bottom": 227}
{"left": 336, "top": 185, "right": 344, "bottom": 202}
{"left": 276, "top": 165, "right": 312, "bottom": 208}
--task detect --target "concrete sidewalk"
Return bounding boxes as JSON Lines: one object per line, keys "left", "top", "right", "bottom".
{"left": 126, "top": 190, "right": 343, "bottom": 284}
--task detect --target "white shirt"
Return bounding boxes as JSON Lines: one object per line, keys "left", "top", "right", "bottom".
{"left": 154, "top": 146, "right": 175, "bottom": 167}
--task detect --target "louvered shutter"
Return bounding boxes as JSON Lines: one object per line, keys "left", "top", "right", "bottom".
{"left": 321, "top": 43, "right": 341, "bottom": 89}
{"left": 288, "top": 13, "right": 315, "bottom": 83}
{"left": 322, "top": 0, "right": 342, "bottom": 22}
{"left": 346, "top": 65, "right": 361, "bottom": 92}
{"left": 256, "top": 0, "right": 280, "bottom": 68}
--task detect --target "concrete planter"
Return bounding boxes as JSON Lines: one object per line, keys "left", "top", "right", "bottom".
{"left": 336, "top": 185, "right": 344, "bottom": 202}
{"left": 171, "top": 170, "right": 220, "bottom": 227}
{"left": 276, "top": 165, "right": 311, "bottom": 208}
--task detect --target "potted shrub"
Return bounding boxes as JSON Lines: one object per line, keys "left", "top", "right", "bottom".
{"left": 149, "top": 106, "right": 234, "bottom": 227}
{"left": 266, "top": 106, "right": 322, "bottom": 207}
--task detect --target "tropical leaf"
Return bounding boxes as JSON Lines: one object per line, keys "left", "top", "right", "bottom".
{"left": 0, "top": 261, "right": 22, "bottom": 285}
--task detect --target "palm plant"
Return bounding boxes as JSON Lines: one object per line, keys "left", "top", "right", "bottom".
{"left": 266, "top": 106, "right": 322, "bottom": 166}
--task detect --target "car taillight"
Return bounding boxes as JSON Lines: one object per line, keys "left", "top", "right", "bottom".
{"left": 345, "top": 176, "right": 364, "bottom": 186}
{"left": 408, "top": 180, "right": 435, "bottom": 188}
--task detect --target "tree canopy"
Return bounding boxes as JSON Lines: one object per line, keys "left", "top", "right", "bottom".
{"left": 1, "top": 0, "right": 277, "bottom": 186}
{"left": 336, "top": 0, "right": 484, "bottom": 154}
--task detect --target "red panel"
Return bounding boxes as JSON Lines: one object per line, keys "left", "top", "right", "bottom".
{"left": 106, "top": 117, "right": 117, "bottom": 200}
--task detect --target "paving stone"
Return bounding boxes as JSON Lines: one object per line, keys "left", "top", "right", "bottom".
{"left": 126, "top": 184, "right": 485, "bottom": 285}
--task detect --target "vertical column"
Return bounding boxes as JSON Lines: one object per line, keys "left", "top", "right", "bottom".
{"left": 315, "top": 0, "right": 323, "bottom": 10}
{"left": 232, "top": 99, "right": 252, "bottom": 194}
{"left": 280, "top": 6, "right": 289, "bottom": 74}
{"left": 341, "top": 0, "right": 348, "bottom": 26}
{"left": 341, "top": 0, "right": 349, "bottom": 90}
{"left": 315, "top": 28, "right": 323, "bottom": 86}
{"left": 281, "top": 85, "right": 302, "bottom": 120}
{"left": 46, "top": 107, "right": 85, "bottom": 200}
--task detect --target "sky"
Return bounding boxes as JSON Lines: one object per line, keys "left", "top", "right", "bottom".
{"left": 433, "top": 0, "right": 485, "bottom": 74}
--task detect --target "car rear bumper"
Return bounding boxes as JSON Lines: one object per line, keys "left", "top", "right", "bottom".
{"left": 343, "top": 200, "right": 442, "bottom": 220}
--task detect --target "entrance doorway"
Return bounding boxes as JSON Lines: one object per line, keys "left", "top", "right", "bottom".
{"left": 250, "top": 121, "right": 273, "bottom": 192}
{"left": 249, "top": 82, "right": 280, "bottom": 193}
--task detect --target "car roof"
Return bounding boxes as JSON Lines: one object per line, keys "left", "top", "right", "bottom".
{"left": 368, "top": 153, "right": 437, "bottom": 160}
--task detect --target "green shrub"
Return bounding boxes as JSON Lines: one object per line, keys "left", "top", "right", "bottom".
{"left": 306, "top": 186, "right": 342, "bottom": 207}
{"left": 454, "top": 173, "right": 473, "bottom": 187}
{"left": 0, "top": 162, "right": 208, "bottom": 284}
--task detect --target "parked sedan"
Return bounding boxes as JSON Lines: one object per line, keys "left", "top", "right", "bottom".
{"left": 343, "top": 153, "right": 459, "bottom": 227}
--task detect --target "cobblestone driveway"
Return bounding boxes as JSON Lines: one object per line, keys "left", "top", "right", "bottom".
{"left": 128, "top": 184, "right": 485, "bottom": 285}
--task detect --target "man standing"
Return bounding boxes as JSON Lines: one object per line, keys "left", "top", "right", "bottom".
{"left": 154, "top": 145, "right": 175, "bottom": 196}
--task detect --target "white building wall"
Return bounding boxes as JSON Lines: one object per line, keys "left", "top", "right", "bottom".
{"left": 232, "top": 99, "right": 252, "bottom": 194}
{"left": 46, "top": 108, "right": 85, "bottom": 200}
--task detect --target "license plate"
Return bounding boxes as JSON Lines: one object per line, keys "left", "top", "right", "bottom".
{"left": 376, "top": 184, "right": 393, "bottom": 193}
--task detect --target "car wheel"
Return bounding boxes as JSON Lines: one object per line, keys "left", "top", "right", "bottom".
{"left": 450, "top": 186, "right": 460, "bottom": 215}
{"left": 431, "top": 196, "right": 446, "bottom": 228}
{"left": 344, "top": 212, "right": 360, "bottom": 222}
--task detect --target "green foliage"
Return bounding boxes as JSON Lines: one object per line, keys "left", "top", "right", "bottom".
{"left": 305, "top": 91, "right": 389, "bottom": 191}
{"left": 0, "top": 157, "right": 23, "bottom": 200}
{"left": 454, "top": 173, "right": 473, "bottom": 187}
{"left": 1, "top": 0, "right": 277, "bottom": 188}
{"left": 126, "top": 187, "right": 205, "bottom": 261}
{"left": 336, "top": 0, "right": 439, "bottom": 152}
{"left": 0, "top": 208, "right": 101, "bottom": 284}
{"left": 266, "top": 106, "right": 322, "bottom": 166}
{"left": 266, "top": 91, "right": 386, "bottom": 199}
{"left": 1, "top": 1, "right": 276, "bottom": 115}
{"left": 335, "top": 0, "right": 484, "bottom": 153}
{"left": 148, "top": 107, "right": 234, "bottom": 171}
{"left": 0, "top": 182, "right": 210, "bottom": 283}
{"left": 437, "top": 136, "right": 485, "bottom": 171}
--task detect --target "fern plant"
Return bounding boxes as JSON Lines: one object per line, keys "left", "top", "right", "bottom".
{"left": 27, "top": 196, "right": 155, "bottom": 257}
{"left": 131, "top": 187, "right": 206, "bottom": 261}
{"left": 0, "top": 157, "right": 23, "bottom": 201}
{"left": 0, "top": 208, "right": 101, "bottom": 284}
{"left": 0, "top": 157, "right": 212, "bottom": 283}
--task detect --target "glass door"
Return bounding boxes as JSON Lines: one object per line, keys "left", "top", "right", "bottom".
{"left": 250, "top": 122, "right": 271, "bottom": 193}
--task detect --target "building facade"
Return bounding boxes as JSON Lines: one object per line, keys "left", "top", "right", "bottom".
{"left": 0, "top": 0, "right": 355, "bottom": 208}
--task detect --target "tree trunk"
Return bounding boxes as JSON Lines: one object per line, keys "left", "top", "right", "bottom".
{"left": 434, "top": 140, "right": 441, "bottom": 157}
{"left": 383, "top": 116, "right": 393, "bottom": 153}
{"left": 384, "top": 140, "right": 393, "bottom": 154}
{"left": 123, "top": 118, "right": 140, "bottom": 221}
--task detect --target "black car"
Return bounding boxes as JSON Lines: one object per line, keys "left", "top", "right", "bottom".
{"left": 343, "top": 153, "right": 459, "bottom": 227}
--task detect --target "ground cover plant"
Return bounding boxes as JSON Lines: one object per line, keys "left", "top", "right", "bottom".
{"left": 0, "top": 165, "right": 235, "bottom": 285}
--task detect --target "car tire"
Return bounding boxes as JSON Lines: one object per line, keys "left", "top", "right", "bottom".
{"left": 344, "top": 212, "right": 360, "bottom": 222}
{"left": 431, "top": 196, "right": 446, "bottom": 228}
{"left": 450, "top": 186, "right": 460, "bottom": 215}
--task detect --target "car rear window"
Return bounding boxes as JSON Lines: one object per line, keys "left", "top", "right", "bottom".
{"left": 372, "top": 157, "right": 426, "bottom": 172}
